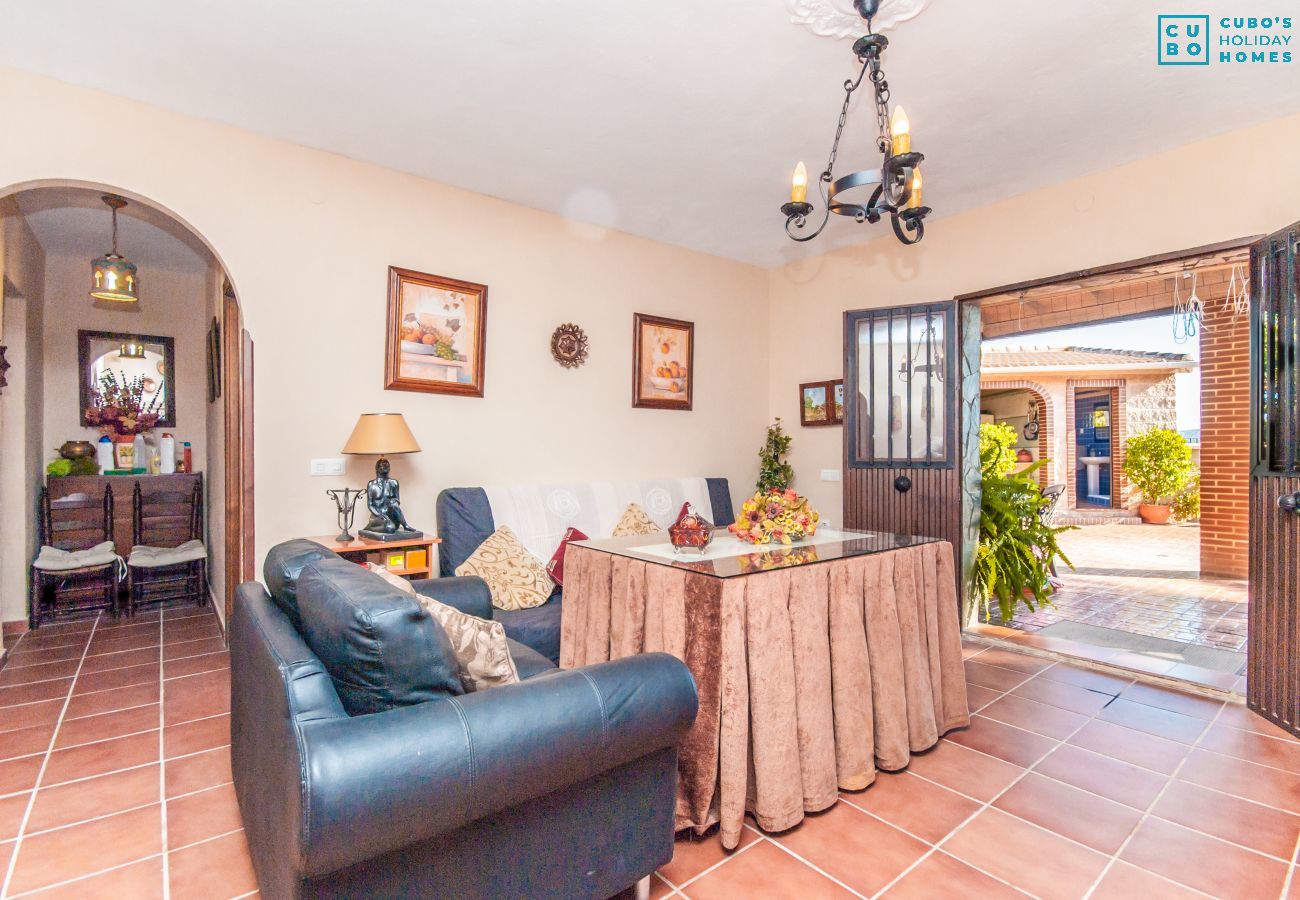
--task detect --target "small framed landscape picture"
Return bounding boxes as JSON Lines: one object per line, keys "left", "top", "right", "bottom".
{"left": 632, "top": 313, "right": 693, "bottom": 410}
{"left": 800, "top": 379, "right": 844, "bottom": 426}
{"left": 384, "top": 266, "right": 488, "bottom": 397}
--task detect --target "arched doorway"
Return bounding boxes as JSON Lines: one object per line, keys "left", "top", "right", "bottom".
{"left": 0, "top": 180, "right": 253, "bottom": 646}
{"left": 978, "top": 378, "right": 1057, "bottom": 488}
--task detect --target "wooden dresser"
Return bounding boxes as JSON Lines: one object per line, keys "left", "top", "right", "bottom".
{"left": 47, "top": 473, "right": 203, "bottom": 555}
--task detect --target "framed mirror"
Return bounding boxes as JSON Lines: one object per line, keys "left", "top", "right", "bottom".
{"left": 78, "top": 330, "right": 177, "bottom": 428}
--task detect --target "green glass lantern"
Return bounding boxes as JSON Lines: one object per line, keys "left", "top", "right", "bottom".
{"left": 89, "top": 195, "right": 140, "bottom": 304}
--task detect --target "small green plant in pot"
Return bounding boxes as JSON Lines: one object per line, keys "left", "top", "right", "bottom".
{"left": 972, "top": 425, "right": 1074, "bottom": 623}
{"left": 1123, "top": 429, "right": 1195, "bottom": 524}
{"left": 756, "top": 418, "right": 794, "bottom": 493}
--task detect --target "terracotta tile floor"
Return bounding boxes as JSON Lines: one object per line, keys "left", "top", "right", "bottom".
{"left": 6, "top": 608, "right": 1300, "bottom": 899}
{"left": 654, "top": 643, "right": 1300, "bottom": 900}
{"left": 981, "top": 523, "right": 1248, "bottom": 653}
{"left": 0, "top": 605, "right": 252, "bottom": 899}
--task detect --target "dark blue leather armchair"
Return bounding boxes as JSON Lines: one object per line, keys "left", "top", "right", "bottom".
{"left": 231, "top": 540, "right": 699, "bottom": 899}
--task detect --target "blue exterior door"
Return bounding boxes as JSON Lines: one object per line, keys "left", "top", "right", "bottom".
{"left": 1075, "top": 391, "right": 1113, "bottom": 507}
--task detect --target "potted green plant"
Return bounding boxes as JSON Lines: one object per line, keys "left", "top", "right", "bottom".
{"left": 756, "top": 418, "right": 794, "bottom": 493}
{"left": 971, "top": 424, "right": 1073, "bottom": 623}
{"left": 1123, "top": 429, "right": 1195, "bottom": 524}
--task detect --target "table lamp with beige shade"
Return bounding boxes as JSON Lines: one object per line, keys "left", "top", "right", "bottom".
{"left": 342, "top": 413, "right": 423, "bottom": 542}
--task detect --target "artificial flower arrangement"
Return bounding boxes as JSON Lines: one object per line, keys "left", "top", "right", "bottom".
{"left": 728, "top": 489, "right": 820, "bottom": 546}
{"left": 84, "top": 370, "right": 162, "bottom": 440}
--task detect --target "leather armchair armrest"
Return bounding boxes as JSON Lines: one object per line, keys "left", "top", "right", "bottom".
{"left": 297, "top": 652, "right": 698, "bottom": 878}
{"left": 411, "top": 575, "right": 493, "bottom": 620}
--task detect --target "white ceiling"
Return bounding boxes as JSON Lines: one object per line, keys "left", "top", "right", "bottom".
{"left": 3, "top": 0, "right": 1298, "bottom": 267}
{"left": 14, "top": 187, "right": 212, "bottom": 272}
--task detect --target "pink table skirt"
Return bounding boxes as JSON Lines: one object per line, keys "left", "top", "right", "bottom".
{"left": 559, "top": 539, "right": 969, "bottom": 849}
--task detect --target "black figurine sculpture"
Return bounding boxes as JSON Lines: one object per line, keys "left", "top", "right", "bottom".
{"left": 359, "top": 457, "right": 422, "bottom": 541}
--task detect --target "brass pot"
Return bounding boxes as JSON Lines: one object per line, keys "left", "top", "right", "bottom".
{"left": 57, "top": 440, "right": 96, "bottom": 460}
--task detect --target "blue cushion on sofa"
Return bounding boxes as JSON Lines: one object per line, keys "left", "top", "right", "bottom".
{"left": 497, "top": 589, "right": 564, "bottom": 665}
{"left": 297, "top": 557, "right": 463, "bottom": 716}
{"left": 507, "top": 638, "right": 557, "bottom": 680}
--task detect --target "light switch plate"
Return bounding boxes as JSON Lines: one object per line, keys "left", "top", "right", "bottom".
{"left": 310, "top": 458, "right": 346, "bottom": 477}
{"left": 820, "top": 468, "right": 842, "bottom": 482}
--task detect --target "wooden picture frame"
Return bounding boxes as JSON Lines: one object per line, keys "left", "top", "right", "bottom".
{"left": 800, "top": 379, "right": 844, "bottom": 427}
{"left": 207, "top": 316, "right": 222, "bottom": 403}
{"left": 78, "top": 330, "right": 177, "bottom": 428}
{"left": 384, "top": 266, "right": 488, "bottom": 397}
{"left": 632, "top": 313, "right": 693, "bottom": 410}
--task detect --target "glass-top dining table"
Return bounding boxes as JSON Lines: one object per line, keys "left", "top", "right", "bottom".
{"left": 559, "top": 527, "right": 969, "bottom": 849}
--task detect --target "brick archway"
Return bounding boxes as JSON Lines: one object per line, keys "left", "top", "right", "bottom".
{"left": 980, "top": 379, "right": 1054, "bottom": 487}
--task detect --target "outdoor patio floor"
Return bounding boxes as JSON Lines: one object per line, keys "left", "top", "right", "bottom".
{"left": 982, "top": 523, "right": 1248, "bottom": 653}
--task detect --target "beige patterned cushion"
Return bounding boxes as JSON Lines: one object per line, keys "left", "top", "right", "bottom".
{"left": 612, "top": 503, "right": 662, "bottom": 537}
{"left": 415, "top": 595, "right": 520, "bottom": 692}
{"left": 454, "top": 526, "right": 554, "bottom": 611}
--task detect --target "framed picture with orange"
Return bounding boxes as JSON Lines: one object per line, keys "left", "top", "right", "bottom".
{"left": 800, "top": 379, "right": 844, "bottom": 426}
{"left": 384, "top": 266, "right": 488, "bottom": 397}
{"left": 632, "top": 313, "right": 693, "bottom": 410}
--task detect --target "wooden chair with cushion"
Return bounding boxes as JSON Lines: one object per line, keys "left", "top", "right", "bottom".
{"left": 127, "top": 477, "right": 208, "bottom": 615}
{"left": 30, "top": 486, "right": 120, "bottom": 628}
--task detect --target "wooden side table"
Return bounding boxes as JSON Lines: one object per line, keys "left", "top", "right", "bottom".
{"left": 305, "top": 534, "right": 442, "bottom": 580}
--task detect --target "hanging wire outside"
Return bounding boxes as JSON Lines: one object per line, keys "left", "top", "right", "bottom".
{"left": 1225, "top": 262, "right": 1250, "bottom": 316}
{"left": 1172, "top": 271, "right": 1205, "bottom": 344}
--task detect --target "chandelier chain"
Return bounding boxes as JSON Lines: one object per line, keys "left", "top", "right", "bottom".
{"left": 824, "top": 57, "right": 871, "bottom": 180}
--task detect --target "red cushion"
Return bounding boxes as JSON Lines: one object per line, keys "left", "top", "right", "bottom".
{"left": 546, "top": 527, "right": 589, "bottom": 586}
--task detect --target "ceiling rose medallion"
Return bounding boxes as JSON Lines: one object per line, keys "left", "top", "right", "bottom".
{"left": 550, "top": 323, "right": 589, "bottom": 369}
{"left": 787, "top": 0, "right": 929, "bottom": 37}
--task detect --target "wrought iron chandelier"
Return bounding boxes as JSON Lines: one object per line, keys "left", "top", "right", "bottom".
{"left": 89, "top": 194, "right": 140, "bottom": 303}
{"left": 781, "top": 0, "right": 930, "bottom": 245}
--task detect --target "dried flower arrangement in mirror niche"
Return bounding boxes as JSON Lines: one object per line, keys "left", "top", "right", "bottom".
{"left": 550, "top": 323, "right": 589, "bottom": 369}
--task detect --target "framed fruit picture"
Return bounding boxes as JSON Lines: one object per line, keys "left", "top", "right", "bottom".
{"left": 384, "top": 266, "right": 488, "bottom": 397}
{"left": 632, "top": 313, "right": 693, "bottom": 410}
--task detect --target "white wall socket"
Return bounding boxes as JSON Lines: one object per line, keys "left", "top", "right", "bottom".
{"left": 310, "top": 458, "right": 347, "bottom": 477}
{"left": 820, "top": 469, "right": 842, "bottom": 482}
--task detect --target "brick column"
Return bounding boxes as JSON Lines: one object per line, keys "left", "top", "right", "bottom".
{"left": 1199, "top": 274, "right": 1250, "bottom": 579}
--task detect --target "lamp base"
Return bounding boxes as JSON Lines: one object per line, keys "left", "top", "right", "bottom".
{"left": 359, "top": 528, "right": 423, "bottom": 542}
{"left": 336, "top": 530, "right": 356, "bottom": 544}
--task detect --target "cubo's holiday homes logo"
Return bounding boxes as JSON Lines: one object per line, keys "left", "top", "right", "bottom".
{"left": 1158, "top": 15, "right": 1210, "bottom": 64}
{"left": 1159, "top": 14, "right": 1293, "bottom": 65}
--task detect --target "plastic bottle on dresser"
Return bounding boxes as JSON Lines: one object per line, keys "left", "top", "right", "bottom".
{"left": 160, "top": 433, "right": 176, "bottom": 474}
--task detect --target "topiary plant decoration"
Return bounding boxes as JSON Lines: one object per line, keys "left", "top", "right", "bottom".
{"left": 757, "top": 418, "right": 794, "bottom": 494}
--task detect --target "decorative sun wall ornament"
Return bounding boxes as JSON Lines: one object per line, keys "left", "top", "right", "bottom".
{"left": 787, "top": 0, "right": 929, "bottom": 38}
{"left": 550, "top": 323, "right": 589, "bottom": 368}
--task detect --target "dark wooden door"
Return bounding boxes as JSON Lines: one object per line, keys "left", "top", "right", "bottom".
{"left": 843, "top": 302, "right": 968, "bottom": 588}
{"left": 222, "top": 287, "right": 255, "bottom": 626}
{"left": 1248, "top": 220, "right": 1300, "bottom": 736}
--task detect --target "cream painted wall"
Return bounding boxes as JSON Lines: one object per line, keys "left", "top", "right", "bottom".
{"left": 769, "top": 111, "right": 1300, "bottom": 524}
{"left": 40, "top": 251, "right": 211, "bottom": 476}
{"left": 0, "top": 68, "right": 769, "bottom": 574}
{"left": 0, "top": 204, "right": 46, "bottom": 633}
